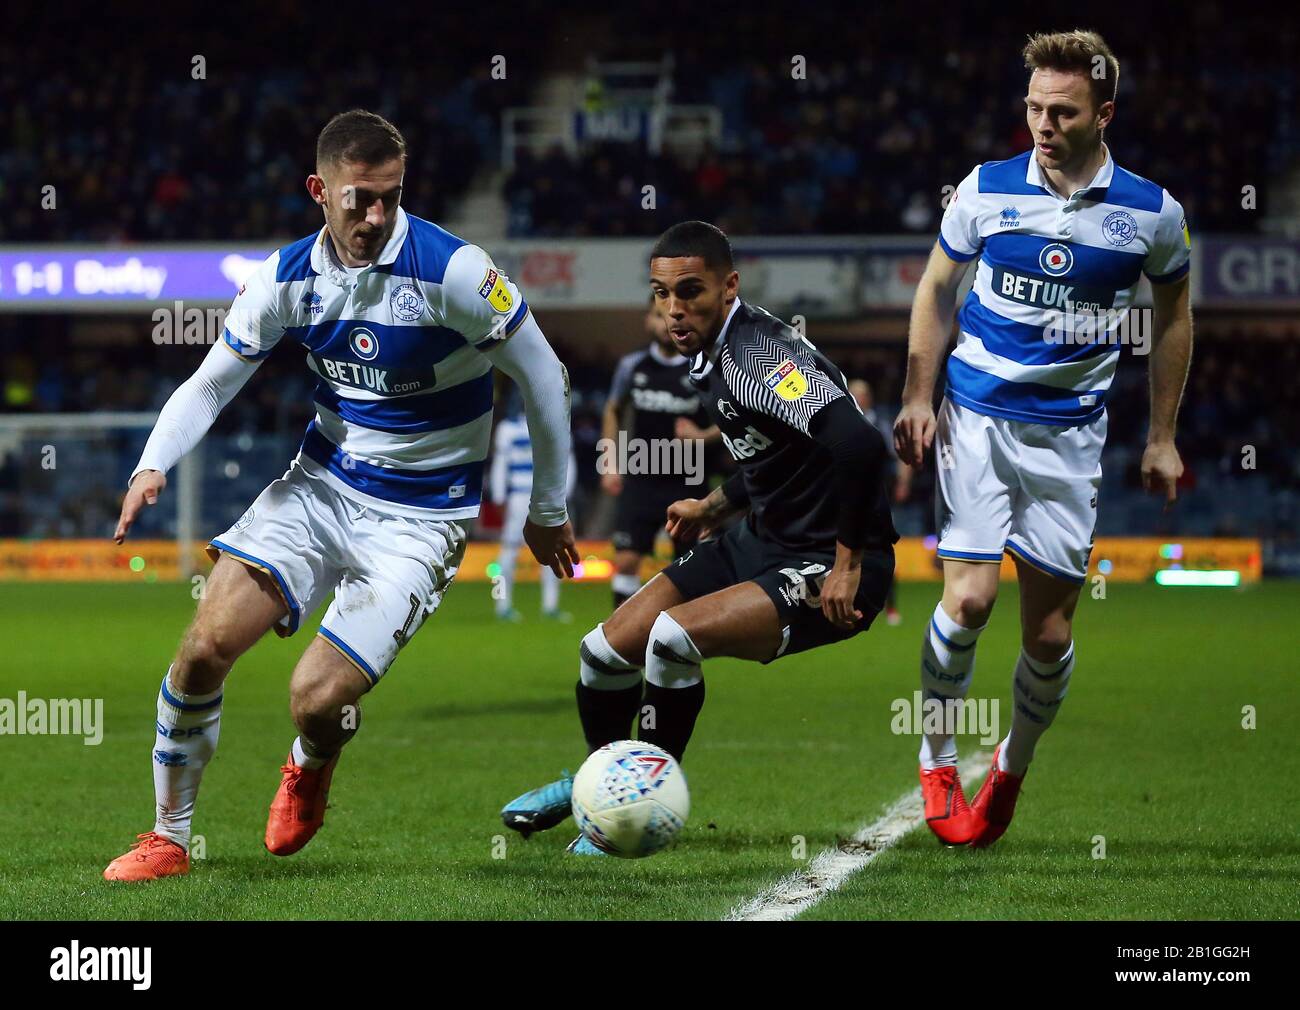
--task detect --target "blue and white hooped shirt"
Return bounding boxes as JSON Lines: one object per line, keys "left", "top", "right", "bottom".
{"left": 938, "top": 146, "right": 1191, "bottom": 426}
{"left": 222, "top": 207, "right": 530, "bottom": 519}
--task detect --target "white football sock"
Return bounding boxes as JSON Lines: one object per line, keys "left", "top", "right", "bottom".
{"left": 611, "top": 573, "right": 641, "bottom": 599}
{"left": 541, "top": 566, "right": 560, "bottom": 613}
{"left": 918, "top": 602, "right": 985, "bottom": 769}
{"left": 291, "top": 735, "right": 328, "bottom": 770}
{"left": 495, "top": 544, "right": 518, "bottom": 614}
{"left": 579, "top": 623, "right": 642, "bottom": 690}
{"left": 645, "top": 611, "right": 703, "bottom": 689}
{"left": 152, "top": 668, "right": 222, "bottom": 848}
{"left": 1000, "top": 643, "right": 1074, "bottom": 775}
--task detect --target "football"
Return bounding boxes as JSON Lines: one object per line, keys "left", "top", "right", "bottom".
{"left": 571, "top": 741, "right": 690, "bottom": 858}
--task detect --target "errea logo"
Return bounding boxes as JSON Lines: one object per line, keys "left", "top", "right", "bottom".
{"left": 721, "top": 425, "right": 773, "bottom": 461}
{"left": 999, "top": 206, "right": 1022, "bottom": 228}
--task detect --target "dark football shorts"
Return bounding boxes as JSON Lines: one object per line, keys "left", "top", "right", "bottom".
{"left": 660, "top": 516, "right": 895, "bottom": 662}
{"left": 612, "top": 480, "right": 692, "bottom": 557}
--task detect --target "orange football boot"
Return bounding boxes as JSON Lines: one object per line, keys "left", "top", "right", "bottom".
{"left": 103, "top": 831, "right": 190, "bottom": 881}
{"left": 969, "top": 744, "right": 1025, "bottom": 848}
{"left": 264, "top": 752, "right": 339, "bottom": 856}
{"left": 919, "top": 764, "right": 975, "bottom": 845}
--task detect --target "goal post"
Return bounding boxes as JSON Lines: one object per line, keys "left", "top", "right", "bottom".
{"left": 0, "top": 412, "right": 202, "bottom": 580}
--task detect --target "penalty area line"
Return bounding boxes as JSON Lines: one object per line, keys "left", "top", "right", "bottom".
{"left": 723, "top": 751, "right": 992, "bottom": 922}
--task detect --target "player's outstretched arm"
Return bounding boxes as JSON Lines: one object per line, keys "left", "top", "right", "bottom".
{"left": 1143, "top": 274, "right": 1193, "bottom": 506}
{"left": 114, "top": 341, "right": 260, "bottom": 543}
{"left": 482, "top": 314, "right": 580, "bottom": 578}
{"left": 895, "top": 241, "right": 971, "bottom": 467}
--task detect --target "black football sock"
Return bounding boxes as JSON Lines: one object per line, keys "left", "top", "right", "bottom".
{"left": 575, "top": 680, "right": 643, "bottom": 754}
{"left": 639, "top": 680, "right": 706, "bottom": 763}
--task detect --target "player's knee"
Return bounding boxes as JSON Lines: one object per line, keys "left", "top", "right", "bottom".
{"left": 949, "top": 590, "right": 995, "bottom": 628}
{"left": 598, "top": 610, "right": 652, "bottom": 670}
{"left": 290, "top": 673, "right": 361, "bottom": 737}
{"left": 1024, "top": 622, "right": 1072, "bottom": 664}
{"left": 174, "top": 626, "right": 241, "bottom": 690}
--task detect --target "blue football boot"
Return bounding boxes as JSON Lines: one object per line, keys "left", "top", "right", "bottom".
{"left": 566, "top": 833, "right": 607, "bottom": 856}
{"left": 500, "top": 772, "right": 574, "bottom": 839}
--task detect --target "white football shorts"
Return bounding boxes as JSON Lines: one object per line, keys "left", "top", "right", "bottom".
{"left": 934, "top": 398, "right": 1105, "bottom": 583}
{"left": 207, "top": 461, "right": 467, "bottom": 683}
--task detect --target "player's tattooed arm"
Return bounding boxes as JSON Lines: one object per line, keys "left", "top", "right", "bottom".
{"left": 665, "top": 478, "right": 748, "bottom": 543}
{"left": 1143, "top": 274, "right": 1193, "bottom": 506}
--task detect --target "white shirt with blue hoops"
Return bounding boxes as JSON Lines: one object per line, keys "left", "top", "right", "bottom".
{"left": 223, "top": 207, "right": 531, "bottom": 520}
{"left": 938, "top": 145, "right": 1191, "bottom": 426}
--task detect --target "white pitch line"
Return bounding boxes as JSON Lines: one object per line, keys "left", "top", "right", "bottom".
{"left": 724, "top": 752, "right": 992, "bottom": 922}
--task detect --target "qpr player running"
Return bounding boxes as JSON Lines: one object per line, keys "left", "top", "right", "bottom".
{"left": 894, "top": 31, "right": 1193, "bottom": 847}
{"left": 104, "top": 110, "right": 578, "bottom": 881}
{"left": 502, "top": 221, "right": 899, "bottom": 852}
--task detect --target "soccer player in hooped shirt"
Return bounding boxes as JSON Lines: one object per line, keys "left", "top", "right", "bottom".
{"left": 894, "top": 32, "right": 1193, "bottom": 847}
{"left": 103, "top": 110, "right": 579, "bottom": 880}
{"left": 501, "top": 221, "right": 899, "bottom": 852}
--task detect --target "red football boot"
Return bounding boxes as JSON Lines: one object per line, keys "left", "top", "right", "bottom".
{"left": 265, "top": 752, "right": 339, "bottom": 856}
{"left": 969, "top": 744, "right": 1025, "bottom": 848}
{"left": 919, "top": 764, "right": 974, "bottom": 845}
{"left": 103, "top": 832, "right": 190, "bottom": 881}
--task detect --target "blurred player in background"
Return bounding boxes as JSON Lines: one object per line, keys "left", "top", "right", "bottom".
{"left": 502, "top": 221, "right": 899, "bottom": 853}
{"left": 602, "top": 296, "right": 718, "bottom": 610}
{"left": 849, "top": 378, "right": 912, "bottom": 625}
{"left": 104, "top": 110, "right": 578, "bottom": 881}
{"left": 894, "top": 31, "right": 1193, "bottom": 847}
{"left": 490, "top": 389, "right": 577, "bottom": 622}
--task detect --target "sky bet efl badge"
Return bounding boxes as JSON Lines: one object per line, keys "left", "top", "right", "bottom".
{"left": 478, "top": 268, "right": 513, "bottom": 313}
{"left": 764, "top": 358, "right": 807, "bottom": 401}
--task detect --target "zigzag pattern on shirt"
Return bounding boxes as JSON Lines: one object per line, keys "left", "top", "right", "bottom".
{"left": 722, "top": 325, "right": 843, "bottom": 434}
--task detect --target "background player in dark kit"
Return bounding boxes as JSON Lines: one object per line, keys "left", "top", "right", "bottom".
{"left": 602, "top": 297, "right": 719, "bottom": 609}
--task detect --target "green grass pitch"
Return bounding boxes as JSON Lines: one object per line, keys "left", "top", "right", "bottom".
{"left": 0, "top": 578, "right": 1295, "bottom": 920}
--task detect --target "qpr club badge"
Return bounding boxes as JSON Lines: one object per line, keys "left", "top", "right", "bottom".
{"left": 390, "top": 282, "right": 425, "bottom": 322}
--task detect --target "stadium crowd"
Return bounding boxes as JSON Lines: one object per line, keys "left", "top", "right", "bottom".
{"left": 2, "top": 326, "right": 1295, "bottom": 547}
{"left": 0, "top": 8, "right": 545, "bottom": 243}
{"left": 4, "top": 6, "right": 1288, "bottom": 242}
{"left": 507, "top": 6, "right": 1288, "bottom": 237}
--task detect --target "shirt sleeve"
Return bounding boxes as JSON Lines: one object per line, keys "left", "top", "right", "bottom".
{"left": 441, "top": 243, "right": 531, "bottom": 350}
{"left": 937, "top": 164, "right": 983, "bottom": 263}
{"left": 722, "top": 331, "right": 848, "bottom": 436}
{"left": 479, "top": 314, "right": 571, "bottom": 526}
{"left": 130, "top": 339, "right": 261, "bottom": 484}
{"left": 1144, "top": 190, "right": 1192, "bottom": 284}
{"left": 221, "top": 250, "right": 287, "bottom": 361}
{"left": 607, "top": 352, "right": 638, "bottom": 407}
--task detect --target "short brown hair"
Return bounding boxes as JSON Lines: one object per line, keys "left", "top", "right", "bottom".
{"left": 316, "top": 110, "right": 406, "bottom": 170}
{"left": 1023, "top": 30, "right": 1120, "bottom": 112}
